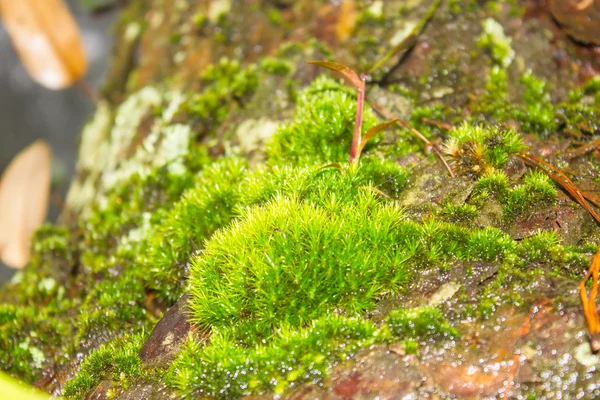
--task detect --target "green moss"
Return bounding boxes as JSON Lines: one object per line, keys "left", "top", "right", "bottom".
{"left": 505, "top": 170, "right": 556, "bottom": 217}
{"left": 188, "top": 188, "right": 408, "bottom": 343}
{"left": 444, "top": 123, "right": 523, "bottom": 177}
{"left": 0, "top": 304, "right": 71, "bottom": 382}
{"left": 515, "top": 71, "right": 556, "bottom": 135}
{"left": 268, "top": 76, "right": 379, "bottom": 166}
{"left": 75, "top": 271, "right": 153, "bottom": 347}
{"left": 260, "top": 57, "right": 293, "bottom": 75}
{"left": 387, "top": 306, "right": 458, "bottom": 339}
{"left": 438, "top": 203, "right": 479, "bottom": 225}
{"left": 185, "top": 58, "right": 259, "bottom": 132}
{"left": 472, "top": 170, "right": 509, "bottom": 200}
{"left": 470, "top": 169, "right": 556, "bottom": 220}
{"left": 64, "top": 333, "right": 148, "bottom": 399}
{"left": 467, "top": 227, "right": 515, "bottom": 261}
{"left": 168, "top": 315, "right": 382, "bottom": 398}
{"left": 517, "top": 230, "right": 562, "bottom": 264}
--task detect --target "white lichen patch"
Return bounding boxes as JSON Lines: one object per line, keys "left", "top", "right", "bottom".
{"left": 103, "top": 87, "right": 163, "bottom": 190}
{"left": 208, "top": 0, "right": 231, "bottom": 22}
{"left": 118, "top": 212, "right": 153, "bottom": 253}
{"left": 65, "top": 100, "right": 113, "bottom": 215}
{"left": 154, "top": 124, "right": 191, "bottom": 175}
{"left": 479, "top": 18, "right": 515, "bottom": 68}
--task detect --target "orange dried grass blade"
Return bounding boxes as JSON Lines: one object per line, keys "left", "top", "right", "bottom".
{"left": 517, "top": 152, "right": 600, "bottom": 224}
{"left": 370, "top": 101, "right": 455, "bottom": 178}
{"left": 0, "top": 140, "right": 52, "bottom": 269}
{"left": 580, "top": 248, "right": 600, "bottom": 351}
{"left": 0, "top": 0, "right": 88, "bottom": 90}
{"left": 306, "top": 60, "right": 364, "bottom": 90}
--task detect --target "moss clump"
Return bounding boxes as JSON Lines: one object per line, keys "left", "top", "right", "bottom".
{"left": 268, "top": 76, "right": 379, "bottom": 166}
{"left": 517, "top": 230, "right": 562, "bottom": 264}
{"left": 168, "top": 316, "right": 382, "bottom": 398}
{"left": 387, "top": 306, "right": 458, "bottom": 339}
{"left": 505, "top": 170, "right": 556, "bottom": 217}
{"left": 260, "top": 57, "right": 293, "bottom": 76}
{"left": 0, "top": 304, "right": 71, "bottom": 382}
{"left": 474, "top": 65, "right": 600, "bottom": 137}
{"left": 188, "top": 191, "right": 407, "bottom": 343}
{"left": 471, "top": 170, "right": 557, "bottom": 219}
{"left": 437, "top": 203, "right": 479, "bottom": 225}
{"left": 185, "top": 57, "right": 259, "bottom": 132}
{"left": 138, "top": 78, "right": 410, "bottom": 303}
{"left": 63, "top": 333, "right": 148, "bottom": 399}
{"left": 514, "top": 71, "right": 556, "bottom": 135}
{"left": 75, "top": 270, "right": 153, "bottom": 347}
{"left": 444, "top": 123, "right": 523, "bottom": 177}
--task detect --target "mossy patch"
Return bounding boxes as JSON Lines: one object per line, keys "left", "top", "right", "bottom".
{"left": 63, "top": 332, "right": 150, "bottom": 399}
{"left": 444, "top": 123, "right": 523, "bottom": 177}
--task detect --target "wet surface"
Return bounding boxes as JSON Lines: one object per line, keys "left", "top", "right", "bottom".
{"left": 267, "top": 280, "right": 600, "bottom": 400}
{"left": 139, "top": 293, "right": 192, "bottom": 368}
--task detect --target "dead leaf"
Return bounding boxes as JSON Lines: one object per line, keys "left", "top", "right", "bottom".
{"left": 0, "top": 140, "right": 52, "bottom": 269}
{"left": 0, "top": 0, "right": 88, "bottom": 89}
{"left": 307, "top": 60, "right": 364, "bottom": 90}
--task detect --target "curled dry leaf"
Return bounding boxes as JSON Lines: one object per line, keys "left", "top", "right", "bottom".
{"left": 0, "top": 0, "right": 88, "bottom": 90}
{"left": 0, "top": 140, "right": 52, "bottom": 269}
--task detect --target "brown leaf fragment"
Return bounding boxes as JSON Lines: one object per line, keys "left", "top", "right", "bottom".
{"left": 0, "top": 140, "right": 52, "bottom": 269}
{"left": 0, "top": 0, "right": 88, "bottom": 89}
{"left": 307, "top": 60, "right": 364, "bottom": 90}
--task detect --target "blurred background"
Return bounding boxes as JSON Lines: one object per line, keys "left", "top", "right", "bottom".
{"left": 0, "top": 0, "right": 117, "bottom": 280}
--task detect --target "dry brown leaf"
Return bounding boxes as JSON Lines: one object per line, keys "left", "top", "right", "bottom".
{"left": 0, "top": 0, "right": 88, "bottom": 90}
{"left": 307, "top": 60, "right": 364, "bottom": 90}
{"left": 0, "top": 140, "right": 52, "bottom": 269}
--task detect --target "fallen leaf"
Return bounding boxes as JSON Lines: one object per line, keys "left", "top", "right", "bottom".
{"left": 0, "top": 140, "right": 52, "bottom": 269}
{"left": 0, "top": 0, "right": 88, "bottom": 89}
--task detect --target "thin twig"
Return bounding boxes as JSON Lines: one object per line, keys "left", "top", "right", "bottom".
{"left": 565, "top": 137, "right": 600, "bottom": 161}
{"left": 350, "top": 75, "right": 367, "bottom": 163}
{"left": 421, "top": 117, "right": 453, "bottom": 131}
{"left": 370, "top": 101, "right": 455, "bottom": 178}
{"left": 581, "top": 247, "right": 600, "bottom": 352}
{"left": 517, "top": 152, "right": 600, "bottom": 224}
